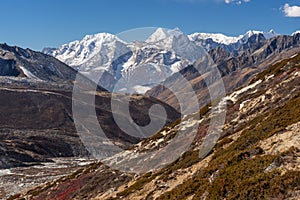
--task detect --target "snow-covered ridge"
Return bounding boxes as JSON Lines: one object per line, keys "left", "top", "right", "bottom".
{"left": 188, "top": 32, "right": 240, "bottom": 45}
{"left": 292, "top": 30, "right": 300, "bottom": 36}
{"left": 44, "top": 28, "right": 280, "bottom": 65}
{"left": 43, "top": 28, "right": 281, "bottom": 93}
{"left": 188, "top": 29, "right": 278, "bottom": 45}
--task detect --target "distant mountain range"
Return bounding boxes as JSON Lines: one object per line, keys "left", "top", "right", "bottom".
{"left": 43, "top": 28, "right": 298, "bottom": 93}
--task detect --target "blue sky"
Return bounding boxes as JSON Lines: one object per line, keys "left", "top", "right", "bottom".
{"left": 0, "top": 0, "right": 299, "bottom": 50}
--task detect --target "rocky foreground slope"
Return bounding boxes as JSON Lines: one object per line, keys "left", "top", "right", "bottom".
{"left": 13, "top": 52, "right": 300, "bottom": 199}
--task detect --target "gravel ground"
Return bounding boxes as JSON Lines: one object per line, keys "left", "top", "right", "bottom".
{"left": 0, "top": 157, "right": 96, "bottom": 199}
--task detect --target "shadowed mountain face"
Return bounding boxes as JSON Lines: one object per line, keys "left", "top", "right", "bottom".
{"left": 0, "top": 43, "right": 79, "bottom": 82}
{"left": 0, "top": 58, "right": 19, "bottom": 76}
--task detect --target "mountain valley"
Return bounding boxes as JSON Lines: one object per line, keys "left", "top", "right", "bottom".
{"left": 11, "top": 49, "right": 300, "bottom": 200}
{"left": 0, "top": 28, "right": 299, "bottom": 199}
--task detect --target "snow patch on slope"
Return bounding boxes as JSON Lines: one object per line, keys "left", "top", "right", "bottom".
{"left": 19, "top": 66, "right": 40, "bottom": 80}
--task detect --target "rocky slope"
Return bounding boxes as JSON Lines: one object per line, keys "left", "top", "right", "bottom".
{"left": 146, "top": 33, "right": 300, "bottom": 111}
{"left": 0, "top": 44, "right": 79, "bottom": 82}
{"left": 13, "top": 51, "right": 300, "bottom": 199}
{"left": 0, "top": 83, "right": 179, "bottom": 169}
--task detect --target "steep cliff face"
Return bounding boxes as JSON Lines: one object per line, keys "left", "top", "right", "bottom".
{"left": 0, "top": 58, "right": 20, "bottom": 76}
{"left": 13, "top": 52, "right": 300, "bottom": 200}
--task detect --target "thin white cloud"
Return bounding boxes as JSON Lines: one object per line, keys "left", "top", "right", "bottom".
{"left": 225, "top": 0, "right": 250, "bottom": 5}
{"left": 283, "top": 3, "right": 300, "bottom": 17}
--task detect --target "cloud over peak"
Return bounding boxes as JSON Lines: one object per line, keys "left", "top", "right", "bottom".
{"left": 283, "top": 3, "right": 300, "bottom": 17}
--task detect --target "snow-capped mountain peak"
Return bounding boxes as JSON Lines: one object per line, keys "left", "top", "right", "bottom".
{"left": 243, "top": 30, "right": 263, "bottom": 37}
{"left": 263, "top": 29, "right": 278, "bottom": 39}
{"left": 239, "top": 29, "right": 278, "bottom": 42}
{"left": 145, "top": 28, "right": 169, "bottom": 43}
{"left": 292, "top": 30, "right": 300, "bottom": 36}
{"left": 145, "top": 27, "right": 183, "bottom": 43}
{"left": 45, "top": 32, "right": 127, "bottom": 67}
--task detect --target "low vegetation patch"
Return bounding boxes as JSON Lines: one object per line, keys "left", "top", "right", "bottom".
{"left": 155, "top": 91, "right": 300, "bottom": 199}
